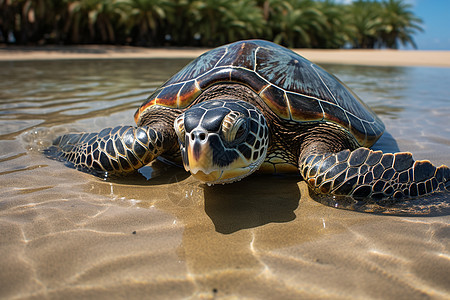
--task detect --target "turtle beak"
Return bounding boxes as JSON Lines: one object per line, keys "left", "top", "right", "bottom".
{"left": 184, "top": 129, "right": 220, "bottom": 181}
{"left": 183, "top": 131, "right": 255, "bottom": 184}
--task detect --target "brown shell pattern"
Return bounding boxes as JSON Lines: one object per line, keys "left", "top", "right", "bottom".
{"left": 135, "top": 40, "right": 385, "bottom": 147}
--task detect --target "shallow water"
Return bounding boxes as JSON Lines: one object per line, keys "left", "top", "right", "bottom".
{"left": 1, "top": 59, "right": 449, "bottom": 299}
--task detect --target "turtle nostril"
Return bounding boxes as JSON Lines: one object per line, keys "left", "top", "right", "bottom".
{"left": 190, "top": 130, "right": 208, "bottom": 142}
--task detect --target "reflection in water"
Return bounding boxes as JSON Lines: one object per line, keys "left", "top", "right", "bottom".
{"left": 0, "top": 59, "right": 190, "bottom": 140}
{"left": 1, "top": 59, "right": 449, "bottom": 299}
{"left": 311, "top": 189, "right": 450, "bottom": 216}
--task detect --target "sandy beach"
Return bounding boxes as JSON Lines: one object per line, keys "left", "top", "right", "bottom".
{"left": 1, "top": 44, "right": 450, "bottom": 67}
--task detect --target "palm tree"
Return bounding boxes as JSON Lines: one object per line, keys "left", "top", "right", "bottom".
{"left": 257, "top": 0, "right": 293, "bottom": 41}
{"left": 163, "top": 0, "right": 191, "bottom": 46}
{"left": 63, "top": 0, "right": 122, "bottom": 44}
{"left": 315, "top": 0, "right": 353, "bottom": 48}
{"left": 378, "top": 0, "right": 423, "bottom": 49}
{"left": 0, "top": 0, "right": 18, "bottom": 43}
{"left": 0, "top": 0, "right": 62, "bottom": 44}
{"left": 116, "top": 0, "right": 172, "bottom": 46}
{"left": 348, "top": 0, "right": 384, "bottom": 48}
{"left": 185, "top": 0, "right": 233, "bottom": 46}
{"left": 222, "top": 0, "right": 265, "bottom": 43}
{"left": 269, "top": 0, "right": 326, "bottom": 48}
{"left": 89, "top": 0, "right": 122, "bottom": 43}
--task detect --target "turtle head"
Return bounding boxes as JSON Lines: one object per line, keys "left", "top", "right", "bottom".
{"left": 174, "top": 99, "right": 269, "bottom": 185}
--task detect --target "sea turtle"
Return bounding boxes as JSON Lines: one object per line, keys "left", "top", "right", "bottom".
{"left": 45, "top": 40, "right": 449, "bottom": 201}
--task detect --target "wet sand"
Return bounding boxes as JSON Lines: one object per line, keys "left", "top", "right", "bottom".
{"left": 1, "top": 44, "right": 450, "bottom": 67}
{"left": 1, "top": 53, "right": 449, "bottom": 299}
{"left": 2, "top": 156, "right": 450, "bottom": 299}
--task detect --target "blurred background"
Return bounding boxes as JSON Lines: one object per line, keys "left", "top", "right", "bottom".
{"left": 0, "top": 0, "right": 448, "bottom": 50}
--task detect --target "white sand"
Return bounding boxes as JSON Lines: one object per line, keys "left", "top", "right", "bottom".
{"left": 1, "top": 45, "right": 450, "bottom": 67}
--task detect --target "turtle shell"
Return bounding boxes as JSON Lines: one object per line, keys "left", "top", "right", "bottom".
{"left": 135, "top": 40, "right": 384, "bottom": 147}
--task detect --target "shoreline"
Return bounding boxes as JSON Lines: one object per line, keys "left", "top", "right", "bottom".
{"left": 1, "top": 45, "right": 450, "bottom": 67}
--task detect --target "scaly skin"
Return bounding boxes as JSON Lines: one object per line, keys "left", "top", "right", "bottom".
{"left": 300, "top": 147, "right": 450, "bottom": 200}
{"left": 44, "top": 126, "right": 167, "bottom": 177}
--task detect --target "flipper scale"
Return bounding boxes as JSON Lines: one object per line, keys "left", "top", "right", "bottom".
{"left": 44, "top": 126, "right": 166, "bottom": 177}
{"left": 300, "top": 148, "right": 450, "bottom": 201}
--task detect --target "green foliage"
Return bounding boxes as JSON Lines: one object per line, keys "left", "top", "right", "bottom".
{"left": 378, "top": 0, "right": 423, "bottom": 49}
{"left": 0, "top": 0, "right": 423, "bottom": 49}
{"left": 348, "top": 0, "right": 423, "bottom": 49}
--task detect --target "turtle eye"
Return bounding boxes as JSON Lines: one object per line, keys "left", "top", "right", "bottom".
{"left": 174, "top": 115, "right": 185, "bottom": 144}
{"left": 222, "top": 112, "right": 248, "bottom": 144}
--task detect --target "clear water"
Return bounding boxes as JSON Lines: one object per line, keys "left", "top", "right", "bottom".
{"left": 0, "top": 59, "right": 449, "bottom": 298}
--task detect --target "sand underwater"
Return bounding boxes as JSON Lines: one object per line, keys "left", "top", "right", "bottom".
{"left": 0, "top": 47, "right": 450, "bottom": 299}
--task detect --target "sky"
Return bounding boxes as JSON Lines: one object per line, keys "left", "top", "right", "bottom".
{"left": 338, "top": 0, "right": 450, "bottom": 50}
{"left": 409, "top": 0, "right": 450, "bottom": 50}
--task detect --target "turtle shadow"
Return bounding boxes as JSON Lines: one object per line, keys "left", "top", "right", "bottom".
{"left": 203, "top": 174, "right": 301, "bottom": 234}
{"left": 311, "top": 192, "right": 450, "bottom": 217}
{"left": 105, "top": 160, "right": 190, "bottom": 186}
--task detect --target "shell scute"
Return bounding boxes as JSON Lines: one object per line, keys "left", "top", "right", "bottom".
{"left": 255, "top": 45, "right": 328, "bottom": 99}
{"left": 178, "top": 81, "right": 201, "bottom": 109}
{"left": 313, "top": 66, "right": 363, "bottom": 114}
{"left": 229, "top": 68, "right": 268, "bottom": 93}
{"left": 365, "top": 123, "right": 381, "bottom": 146}
{"left": 347, "top": 113, "right": 366, "bottom": 143}
{"left": 155, "top": 83, "right": 184, "bottom": 106}
{"left": 259, "top": 85, "right": 290, "bottom": 120}
{"left": 321, "top": 101, "right": 350, "bottom": 129}
{"left": 197, "top": 68, "right": 231, "bottom": 90}
{"left": 165, "top": 47, "right": 226, "bottom": 86}
{"left": 217, "top": 41, "right": 256, "bottom": 69}
{"left": 286, "top": 92, "right": 323, "bottom": 122}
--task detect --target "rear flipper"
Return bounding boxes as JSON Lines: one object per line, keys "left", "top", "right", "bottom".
{"left": 300, "top": 148, "right": 450, "bottom": 201}
{"left": 44, "top": 126, "right": 166, "bottom": 177}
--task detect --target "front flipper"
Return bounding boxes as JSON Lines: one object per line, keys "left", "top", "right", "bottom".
{"left": 44, "top": 126, "right": 168, "bottom": 177}
{"left": 300, "top": 147, "right": 450, "bottom": 200}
